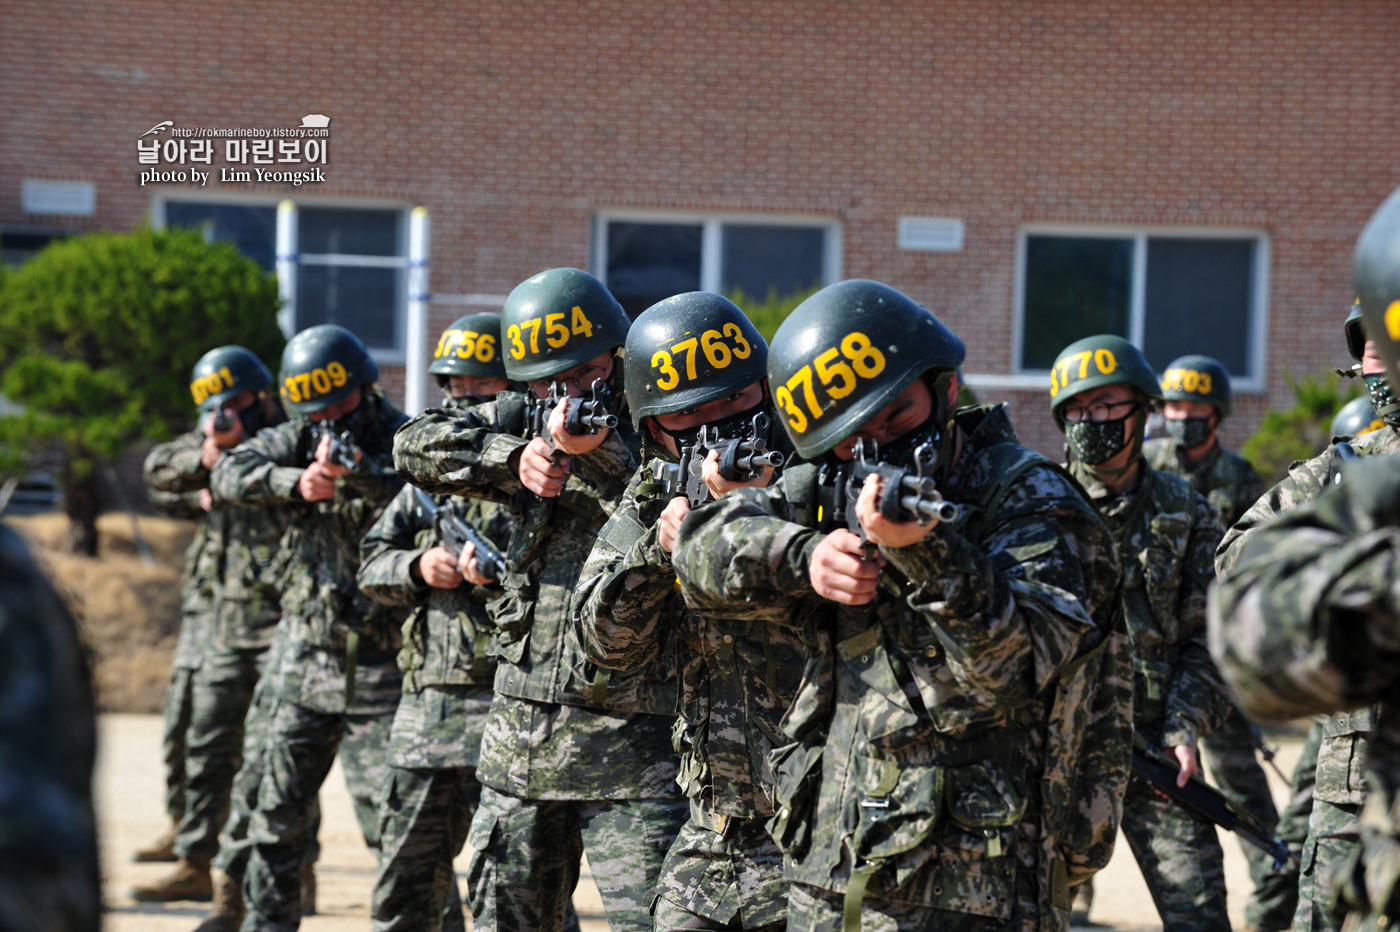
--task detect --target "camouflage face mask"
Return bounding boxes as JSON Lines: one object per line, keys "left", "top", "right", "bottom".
{"left": 1065, "top": 413, "right": 1135, "bottom": 465}
{"left": 1164, "top": 416, "right": 1214, "bottom": 450}
{"left": 1362, "top": 373, "right": 1400, "bottom": 429}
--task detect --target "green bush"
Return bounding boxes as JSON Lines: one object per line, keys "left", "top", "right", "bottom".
{"left": 1242, "top": 370, "right": 1362, "bottom": 485}
{"left": 0, "top": 227, "right": 283, "bottom": 553}
{"left": 727, "top": 284, "right": 821, "bottom": 345}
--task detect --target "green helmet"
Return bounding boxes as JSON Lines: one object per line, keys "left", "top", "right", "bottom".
{"left": 1356, "top": 186, "right": 1400, "bottom": 386}
{"left": 1048, "top": 335, "right": 1160, "bottom": 429}
{"left": 189, "top": 345, "right": 272, "bottom": 411}
{"left": 624, "top": 292, "right": 768, "bottom": 429}
{"left": 500, "top": 268, "right": 630, "bottom": 382}
{"left": 278, "top": 324, "right": 378, "bottom": 416}
{"left": 1330, "top": 395, "right": 1383, "bottom": 439}
{"left": 1345, "top": 298, "right": 1366, "bottom": 363}
{"left": 429, "top": 313, "right": 507, "bottom": 381}
{"left": 767, "top": 280, "right": 965, "bottom": 459}
{"left": 1160, "top": 354, "right": 1232, "bottom": 418}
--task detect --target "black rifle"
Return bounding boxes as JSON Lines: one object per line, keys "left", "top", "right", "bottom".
{"left": 651, "top": 440, "right": 708, "bottom": 507}
{"left": 1131, "top": 738, "right": 1298, "bottom": 870}
{"left": 310, "top": 421, "right": 361, "bottom": 472}
{"left": 528, "top": 378, "right": 619, "bottom": 461}
{"left": 698, "top": 412, "right": 786, "bottom": 482}
{"left": 840, "top": 438, "right": 961, "bottom": 557}
{"left": 412, "top": 488, "right": 507, "bottom": 583}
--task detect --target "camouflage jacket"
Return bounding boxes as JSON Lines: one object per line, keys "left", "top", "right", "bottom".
{"left": 394, "top": 392, "right": 681, "bottom": 801}
{"left": 674, "top": 406, "right": 1129, "bottom": 917}
{"left": 1212, "top": 428, "right": 1400, "bottom": 812}
{"left": 358, "top": 476, "right": 511, "bottom": 692}
{"left": 211, "top": 389, "right": 408, "bottom": 714}
{"left": 1208, "top": 453, "right": 1400, "bottom": 929}
{"left": 144, "top": 427, "right": 289, "bottom": 651}
{"left": 1144, "top": 436, "right": 1265, "bottom": 529}
{"left": 1217, "top": 427, "right": 1400, "bottom": 575}
{"left": 0, "top": 526, "right": 100, "bottom": 908}
{"left": 580, "top": 449, "right": 803, "bottom": 821}
{"left": 1069, "top": 462, "right": 1229, "bottom": 749}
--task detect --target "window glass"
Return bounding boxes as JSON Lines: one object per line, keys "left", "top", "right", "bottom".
{"left": 299, "top": 208, "right": 398, "bottom": 256}
{"left": 164, "top": 202, "right": 276, "bottom": 269}
{"left": 605, "top": 222, "right": 702, "bottom": 318}
{"left": 296, "top": 265, "right": 399, "bottom": 349}
{"left": 721, "top": 225, "right": 825, "bottom": 301}
{"left": 1142, "top": 238, "right": 1254, "bottom": 374}
{"left": 1021, "top": 235, "right": 1133, "bottom": 370}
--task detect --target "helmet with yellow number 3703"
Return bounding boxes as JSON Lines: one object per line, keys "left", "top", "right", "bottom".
{"left": 766, "top": 280, "right": 965, "bottom": 460}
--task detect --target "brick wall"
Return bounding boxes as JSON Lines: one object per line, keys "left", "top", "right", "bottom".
{"left": 4, "top": 0, "right": 1396, "bottom": 457}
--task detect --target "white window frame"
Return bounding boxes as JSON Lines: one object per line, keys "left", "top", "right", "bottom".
{"left": 150, "top": 191, "right": 413, "bottom": 364}
{"left": 590, "top": 208, "right": 842, "bottom": 296}
{"left": 969, "top": 224, "right": 1270, "bottom": 394}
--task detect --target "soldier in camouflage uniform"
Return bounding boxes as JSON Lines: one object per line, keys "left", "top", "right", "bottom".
{"left": 212, "top": 324, "right": 408, "bottom": 932}
{"left": 673, "top": 281, "right": 1132, "bottom": 932}
{"left": 393, "top": 268, "right": 687, "bottom": 932}
{"left": 133, "top": 347, "right": 290, "bottom": 907}
{"left": 1208, "top": 185, "right": 1400, "bottom": 932}
{"left": 579, "top": 292, "right": 797, "bottom": 932}
{"left": 0, "top": 526, "right": 100, "bottom": 932}
{"left": 359, "top": 313, "right": 512, "bottom": 932}
{"left": 1050, "top": 335, "right": 1232, "bottom": 932}
{"left": 1142, "top": 354, "right": 1283, "bottom": 932}
{"left": 1215, "top": 302, "right": 1400, "bottom": 932}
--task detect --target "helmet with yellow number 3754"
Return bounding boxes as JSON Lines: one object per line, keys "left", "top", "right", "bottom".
{"left": 766, "top": 280, "right": 965, "bottom": 460}
{"left": 499, "top": 268, "right": 630, "bottom": 382}
{"left": 277, "top": 324, "right": 377, "bottom": 416}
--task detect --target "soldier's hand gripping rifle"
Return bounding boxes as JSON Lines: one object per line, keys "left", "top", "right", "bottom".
{"left": 310, "top": 421, "right": 361, "bottom": 472}
{"left": 1131, "top": 737, "right": 1298, "bottom": 869}
{"left": 527, "top": 378, "right": 620, "bottom": 461}
{"left": 412, "top": 487, "right": 508, "bottom": 583}
{"left": 842, "top": 438, "right": 962, "bottom": 558}
{"left": 697, "top": 412, "right": 786, "bottom": 482}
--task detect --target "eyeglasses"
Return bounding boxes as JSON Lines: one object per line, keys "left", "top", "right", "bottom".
{"left": 528, "top": 362, "right": 612, "bottom": 396}
{"left": 1061, "top": 399, "right": 1140, "bottom": 424}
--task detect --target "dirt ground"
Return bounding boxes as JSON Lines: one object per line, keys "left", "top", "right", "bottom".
{"left": 100, "top": 713, "right": 1306, "bottom": 932}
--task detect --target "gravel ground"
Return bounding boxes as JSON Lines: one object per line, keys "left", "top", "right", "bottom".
{"left": 99, "top": 713, "right": 1305, "bottom": 932}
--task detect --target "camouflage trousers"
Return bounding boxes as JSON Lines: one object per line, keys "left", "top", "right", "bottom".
{"left": 785, "top": 880, "right": 1045, "bottom": 932}
{"left": 174, "top": 643, "right": 266, "bottom": 862}
{"left": 214, "top": 640, "right": 320, "bottom": 883}
{"left": 1247, "top": 721, "right": 1320, "bottom": 932}
{"left": 1200, "top": 707, "right": 1283, "bottom": 929}
{"left": 241, "top": 699, "right": 394, "bottom": 931}
{"left": 1121, "top": 777, "right": 1230, "bottom": 932}
{"left": 465, "top": 784, "right": 688, "bottom": 932}
{"left": 370, "top": 684, "right": 496, "bottom": 932}
{"left": 1297, "top": 798, "right": 1361, "bottom": 932}
{"left": 161, "top": 665, "right": 197, "bottom": 823}
{"left": 652, "top": 813, "right": 787, "bottom": 932}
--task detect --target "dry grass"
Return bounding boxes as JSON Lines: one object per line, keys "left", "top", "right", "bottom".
{"left": 4, "top": 512, "right": 194, "bottom": 713}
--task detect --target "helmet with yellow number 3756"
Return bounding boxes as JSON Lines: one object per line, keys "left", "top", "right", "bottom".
{"left": 429, "top": 313, "right": 507, "bottom": 383}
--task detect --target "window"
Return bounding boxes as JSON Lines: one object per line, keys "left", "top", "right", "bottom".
{"left": 594, "top": 212, "right": 840, "bottom": 318}
{"left": 1014, "top": 227, "right": 1267, "bottom": 387}
{"left": 1, "top": 227, "right": 70, "bottom": 267}
{"left": 157, "top": 197, "right": 408, "bottom": 356}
